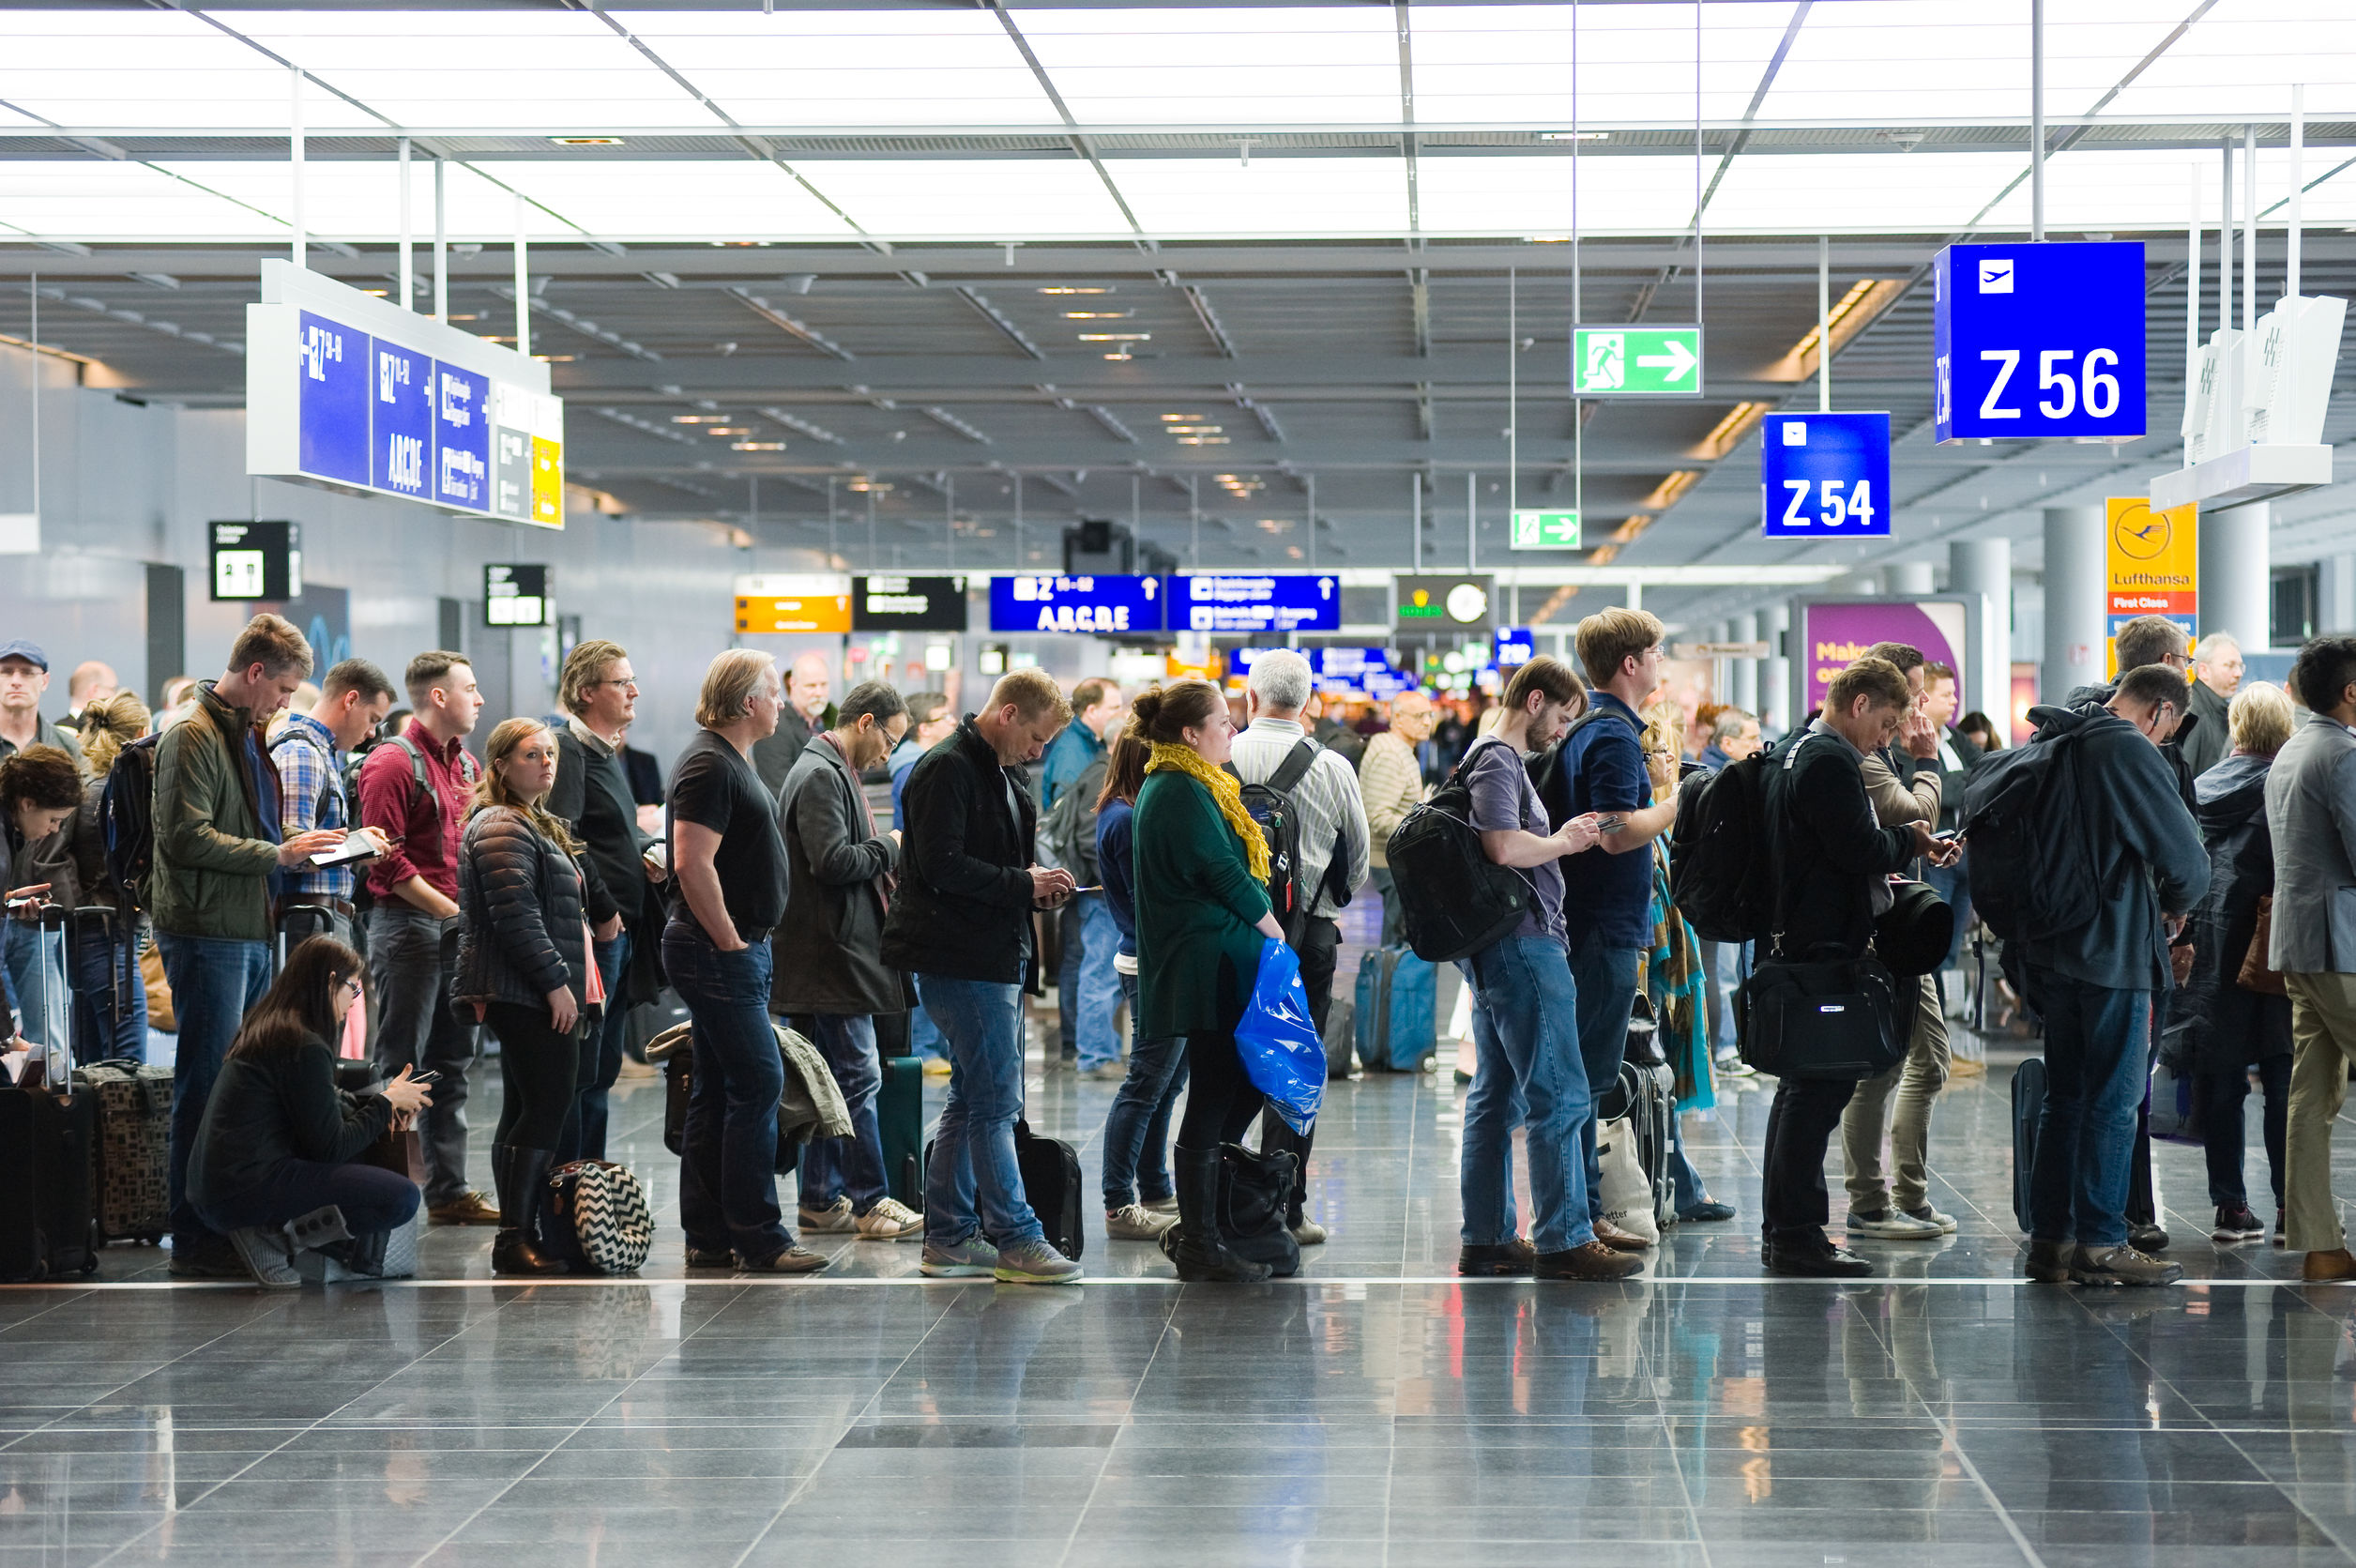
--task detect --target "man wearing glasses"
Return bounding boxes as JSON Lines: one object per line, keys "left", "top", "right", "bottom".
{"left": 549, "top": 640, "right": 664, "bottom": 1162}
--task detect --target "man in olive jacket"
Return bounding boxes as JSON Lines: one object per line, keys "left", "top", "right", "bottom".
{"left": 152, "top": 614, "right": 345, "bottom": 1276}
{"left": 880, "top": 670, "right": 1078, "bottom": 1284}
{"left": 773, "top": 680, "right": 922, "bottom": 1242}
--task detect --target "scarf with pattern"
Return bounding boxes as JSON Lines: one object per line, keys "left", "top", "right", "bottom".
{"left": 1145, "top": 740, "right": 1272, "bottom": 882}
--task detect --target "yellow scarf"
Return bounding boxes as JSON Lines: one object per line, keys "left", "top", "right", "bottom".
{"left": 1147, "top": 741, "right": 1272, "bottom": 882}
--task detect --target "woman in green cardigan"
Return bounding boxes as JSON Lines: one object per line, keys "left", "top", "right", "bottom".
{"left": 1130, "top": 680, "right": 1287, "bottom": 1283}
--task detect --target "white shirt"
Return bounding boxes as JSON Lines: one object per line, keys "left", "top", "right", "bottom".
{"left": 1230, "top": 716, "right": 1373, "bottom": 921}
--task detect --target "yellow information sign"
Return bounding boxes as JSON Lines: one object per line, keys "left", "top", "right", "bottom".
{"left": 2105, "top": 497, "right": 2196, "bottom": 677}
{"left": 734, "top": 573, "right": 852, "bottom": 634}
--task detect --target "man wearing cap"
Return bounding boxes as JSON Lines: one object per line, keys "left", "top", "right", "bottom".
{"left": 0, "top": 641, "right": 85, "bottom": 768}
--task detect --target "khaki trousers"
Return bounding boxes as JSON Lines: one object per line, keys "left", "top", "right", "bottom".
{"left": 2282, "top": 971, "right": 2356, "bottom": 1253}
{"left": 1840, "top": 973, "right": 1952, "bottom": 1213}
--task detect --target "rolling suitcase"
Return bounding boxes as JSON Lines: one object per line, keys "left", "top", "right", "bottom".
{"left": 2011, "top": 1056, "right": 2046, "bottom": 1233}
{"left": 73, "top": 1058, "right": 172, "bottom": 1243}
{"left": 1320, "top": 992, "right": 1357, "bottom": 1082}
{"left": 1013, "top": 1119, "right": 1085, "bottom": 1261}
{"left": 877, "top": 1053, "right": 928, "bottom": 1210}
{"left": 1354, "top": 946, "right": 1438, "bottom": 1073}
{"left": 0, "top": 1083, "right": 99, "bottom": 1280}
{"left": 1597, "top": 1058, "right": 1677, "bottom": 1233}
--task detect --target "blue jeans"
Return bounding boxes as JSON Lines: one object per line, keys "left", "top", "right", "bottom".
{"left": 1567, "top": 933, "right": 1643, "bottom": 1223}
{"left": 564, "top": 932, "right": 631, "bottom": 1163}
{"left": 159, "top": 933, "right": 273, "bottom": 1251}
{"left": 666, "top": 924, "right": 792, "bottom": 1262}
{"left": 199, "top": 1158, "right": 420, "bottom": 1237}
{"left": 917, "top": 972, "right": 1042, "bottom": 1250}
{"left": 1456, "top": 934, "right": 1595, "bottom": 1253}
{"left": 1071, "top": 893, "right": 1122, "bottom": 1070}
{"left": 2028, "top": 967, "right": 2151, "bottom": 1248}
{"left": 74, "top": 921, "right": 149, "bottom": 1064}
{"left": 797, "top": 1013, "right": 888, "bottom": 1214}
{"left": 1102, "top": 970, "right": 1187, "bottom": 1209}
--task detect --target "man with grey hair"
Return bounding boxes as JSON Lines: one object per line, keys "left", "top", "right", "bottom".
{"left": 1700, "top": 708, "right": 1762, "bottom": 769}
{"left": 2183, "top": 632, "right": 2243, "bottom": 779}
{"left": 752, "top": 650, "right": 834, "bottom": 795}
{"left": 1234, "top": 647, "right": 1371, "bottom": 1246}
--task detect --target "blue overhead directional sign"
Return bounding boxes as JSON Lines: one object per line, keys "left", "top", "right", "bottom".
{"left": 369, "top": 340, "right": 433, "bottom": 500}
{"left": 990, "top": 573, "right": 1163, "bottom": 634}
{"left": 1935, "top": 240, "right": 2145, "bottom": 443}
{"left": 1761, "top": 412, "right": 1892, "bottom": 539}
{"left": 1170, "top": 573, "right": 1340, "bottom": 633}
{"left": 296, "top": 312, "right": 369, "bottom": 487}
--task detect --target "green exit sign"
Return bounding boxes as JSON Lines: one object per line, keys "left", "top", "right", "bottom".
{"left": 1510, "top": 510, "right": 1582, "bottom": 550}
{"left": 1571, "top": 325, "right": 1705, "bottom": 397}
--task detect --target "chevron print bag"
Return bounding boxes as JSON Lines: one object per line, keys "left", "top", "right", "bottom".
{"left": 546, "top": 1160, "right": 654, "bottom": 1275}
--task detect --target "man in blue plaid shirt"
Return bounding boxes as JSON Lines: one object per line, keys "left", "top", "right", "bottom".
{"left": 270, "top": 658, "right": 398, "bottom": 948}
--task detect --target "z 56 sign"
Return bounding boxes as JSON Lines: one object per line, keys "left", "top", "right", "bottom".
{"left": 1935, "top": 240, "right": 2145, "bottom": 442}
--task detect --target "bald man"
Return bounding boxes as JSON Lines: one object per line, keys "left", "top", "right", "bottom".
{"left": 752, "top": 651, "right": 835, "bottom": 796}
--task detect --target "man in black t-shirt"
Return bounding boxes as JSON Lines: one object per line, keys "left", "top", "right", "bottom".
{"left": 665, "top": 649, "right": 819, "bottom": 1274}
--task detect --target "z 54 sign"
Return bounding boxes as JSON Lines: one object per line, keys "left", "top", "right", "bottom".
{"left": 1760, "top": 413, "right": 1891, "bottom": 539}
{"left": 1935, "top": 241, "right": 2145, "bottom": 442}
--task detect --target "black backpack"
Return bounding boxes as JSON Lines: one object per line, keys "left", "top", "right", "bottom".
{"left": 1528, "top": 706, "right": 1642, "bottom": 830}
{"left": 1041, "top": 754, "right": 1107, "bottom": 885}
{"left": 1383, "top": 738, "right": 1534, "bottom": 963}
{"left": 1667, "top": 750, "right": 1775, "bottom": 943}
{"left": 99, "top": 732, "right": 163, "bottom": 911}
{"left": 1959, "top": 719, "right": 2099, "bottom": 943}
{"left": 1229, "top": 738, "right": 1320, "bottom": 944}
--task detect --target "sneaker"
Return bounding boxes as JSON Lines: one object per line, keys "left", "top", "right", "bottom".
{"left": 742, "top": 1245, "right": 830, "bottom": 1275}
{"left": 225, "top": 1226, "right": 302, "bottom": 1289}
{"left": 1765, "top": 1241, "right": 1874, "bottom": 1278}
{"left": 1678, "top": 1199, "right": 1737, "bottom": 1224}
{"left": 1105, "top": 1203, "right": 1178, "bottom": 1241}
{"left": 1902, "top": 1204, "right": 1958, "bottom": 1234}
{"left": 1459, "top": 1237, "right": 1537, "bottom": 1277}
{"left": 1082, "top": 1061, "right": 1127, "bottom": 1082}
{"left": 855, "top": 1198, "right": 924, "bottom": 1241}
{"left": 2025, "top": 1238, "right": 2073, "bottom": 1283}
{"left": 427, "top": 1191, "right": 501, "bottom": 1226}
{"left": 798, "top": 1195, "right": 857, "bottom": 1233}
{"left": 1289, "top": 1218, "right": 1328, "bottom": 1246}
{"left": 2212, "top": 1204, "right": 2266, "bottom": 1243}
{"left": 1847, "top": 1208, "right": 1945, "bottom": 1241}
{"left": 1534, "top": 1241, "right": 1644, "bottom": 1281}
{"left": 920, "top": 1231, "right": 999, "bottom": 1277}
{"left": 921, "top": 1057, "right": 951, "bottom": 1077}
{"left": 994, "top": 1236, "right": 1082, "bottom": 1286}
{"left": 1142, "top": 1195, "right": 1178, "bottom": 1215}
{"left": 1714, "top": 1054, "right": 1756, "bottom": 1078}
{"left": 684, "top": 1244, "right": 735, "bottom": 1269}
{"left": 2071, "top": 1243, "right": 2182, "bottom": 1287}
{"left": 2128, "top": 1221, "right": 2170, "bottom": 1253}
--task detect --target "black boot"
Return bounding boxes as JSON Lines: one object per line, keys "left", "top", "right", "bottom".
{"left": 490, "top": 1145, "right": 567, "bottom": 1276}
{"left": 1168, "top": 1147, "right": 1270, "bottom": 1283}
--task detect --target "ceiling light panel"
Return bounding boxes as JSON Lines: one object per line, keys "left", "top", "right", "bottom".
{"left": 228, "top": 10, "right": 704, "bottom": 132}
{"left": 1014, "top": 8, "right": 1400, "bottom": 126}
{"left": 1111, "top": 156, "right": 1409, "bottom": 237}
{"left": 144, "top": 159, "right": 519, "bottom": 242}
{"left": 479, "top": 160, "right": 855, "bottom": 243}
{"left": 0, "top": 160, "right": 273, "bottom": 240}
{"left": 2097, "top": 0, "right": 2356, "bottom": 120}
{"left": 1977, "top": 146, "right": 2356, "bottom": 234}
{"left": 1411, "top": 4, "right": 1793, "bottom": 128}
{"left": 810, "top": 160, "right": 1133, "bottom": 240}
{"left": 1418, "top": 155, "right": 1696, "bottom": 236}
{"left": 1702, "top": 151, "right": 2029, "bottom": 233}
{"left": 606, "top": 9, "right": 1057, "bottom": 127}
{"left": 0, "top": 10, "right": 377, "bottom": 130}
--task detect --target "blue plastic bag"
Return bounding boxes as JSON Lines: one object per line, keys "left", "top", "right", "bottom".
{"left": 1234, "top": 936, "right": 1326, "bottom": 1135}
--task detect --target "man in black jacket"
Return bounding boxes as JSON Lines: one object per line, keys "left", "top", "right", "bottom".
{"left": 881, "top": 670, "right": 1079, "bottom": 1285}
{"left": 1758, "top": 658, "right": 1953, "bottom": 1277}
{"left": 548, "top": 639, "right": 660, "bottom": 1162}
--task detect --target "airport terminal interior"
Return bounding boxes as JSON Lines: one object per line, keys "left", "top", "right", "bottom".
{"left": 7, "top": 0, "right": 2356, "bottom": 1562}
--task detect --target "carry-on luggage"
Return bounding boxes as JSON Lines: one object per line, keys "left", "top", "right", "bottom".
{"left": 73, "top": 1058, "right": 172, "bottom": 1243}
{"left": 2011, "top": 1056, "right": 2046, "bottom": 1232}
{"left": 655, "top": 1028, "right": 801, "bottom": 1174}
{"left": 1014, "top": 1119, "right": 1085, "bottom": 1262}
{"left": 544, "top": 1160, "right": 655, "bottom": 1274}
{"left": 1737, "top": 951, "right": 1905, "bottom": 1080}
{"left": 1320, "top": 993, "right": 1356, "bottom": 1082}
{"left": 18, "top": 900, "right": 73, "bottom": 1062}
{"left": 877, "top": 1053, "right": 928, "bottom": 1210}
{"left": 1596, "top": 1058, "right": 1677, "bottom": 1234}
{"left": 1354, "top": 946, "right": 1437, "bottom": 1073}
{"left": 0, "top": 1082, "right": 99, "bottom": 1280}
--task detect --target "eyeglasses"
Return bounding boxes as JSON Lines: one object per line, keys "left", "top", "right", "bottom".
{"left": 585, "top": 677, "right": 639, "bottom": 692}
{"left": 341, "top": 977, "right": 364, "bottom": 997}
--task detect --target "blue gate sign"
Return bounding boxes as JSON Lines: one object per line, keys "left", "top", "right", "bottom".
{"left": 1761, "top": 412, "right": 1892, "bottom": 539}
{"left": 370, "top": 340, "right": 433, "bottom": 500}
{"left": 295, "top": 312, "right": 370, "bottom": 487}
{"left": 989, "top": 573, "right": 1164, "bottom": 634}
{"left": 1935, "top": 240, "right": 2146, "bottom": 442}
{"left": 1170, "top": 573, "right": 1341, "bottom": 633}
{"left": 433, "top": 362, "right": 491, "bottom": 510}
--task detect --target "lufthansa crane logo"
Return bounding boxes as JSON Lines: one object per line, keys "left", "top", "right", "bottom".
{"left": 2111, "top": 502, "right": 2169, "bottom": 562}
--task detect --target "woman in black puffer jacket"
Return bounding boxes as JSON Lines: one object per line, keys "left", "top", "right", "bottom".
{"left": 455, "top": 718, "right": 610, "bottom": 1274}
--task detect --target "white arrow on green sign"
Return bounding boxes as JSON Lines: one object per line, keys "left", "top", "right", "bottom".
{"left": 1571, "top": 325, "right": 1705, "bottom": 398}
{"left": 1510, "top": 510, "right": 1582, "bottom": 550}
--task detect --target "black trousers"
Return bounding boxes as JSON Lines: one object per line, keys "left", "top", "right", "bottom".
{"left": 1760, "top": 1076, "right": 1860, "bottom": 1244}
{"left": 1257, "top": 916, "right": 1340, "bottom": 1223}
{"left": 1178, "top": 1030, "right": 1265, "bottom": 1150}
{"left": 486, "top": 1000, "right": 593, "bottom": 1152}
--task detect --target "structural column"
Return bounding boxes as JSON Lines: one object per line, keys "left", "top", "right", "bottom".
{"left": 1880, "top": 561, "right": 1935, "bottom": 596}
{"left": 2043, "top": 505, "right": 2107, "bottom": 703}
{"left": 1761, "top": 602, "right": 1792, "bottom": 732}
{"left": 2319, "top": 555, "right": 2356, "bottom": 635}
{"left": 1729, "top": 612, "right": 1759, "bottom": 713}
{"left": 2200, "top": 501, "right": 2271, "bottom": 651}
{"left": 1950, "top": 538, "right": 2013, "bottom": 724}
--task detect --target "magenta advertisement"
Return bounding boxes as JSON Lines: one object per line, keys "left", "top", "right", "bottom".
{"left": 1800, "top": 600, "right": 1968, "bottom": 717}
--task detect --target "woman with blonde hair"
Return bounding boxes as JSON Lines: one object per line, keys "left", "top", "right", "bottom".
{"left": 62, "top": 691, "right": 154, "bottom": 1058}
{"left": 454, "top": 717, "right": 603, "bottom": 1275}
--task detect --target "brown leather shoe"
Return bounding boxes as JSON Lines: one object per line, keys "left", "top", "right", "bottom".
{"left": 1592, "top": 1217, "right": 1653, "bottom": 1253}
{"left": 427, "top": 1191, "right": 501, "bottom": 1226}
{"left": 2303, "top": 1247, "right": 2356, "bottom": 1282}
{"left": 1535, "top": 1241, "right": 1645, "bottom": 1281}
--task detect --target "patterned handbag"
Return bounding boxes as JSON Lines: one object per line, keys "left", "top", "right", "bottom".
{"left": 546, "top": 1160, "right": 654, "bottom": 1275}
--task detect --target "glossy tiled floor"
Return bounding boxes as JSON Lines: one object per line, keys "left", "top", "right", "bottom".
{"left": 8, "top": 1005, "right": 2356, "bottom": 1565}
